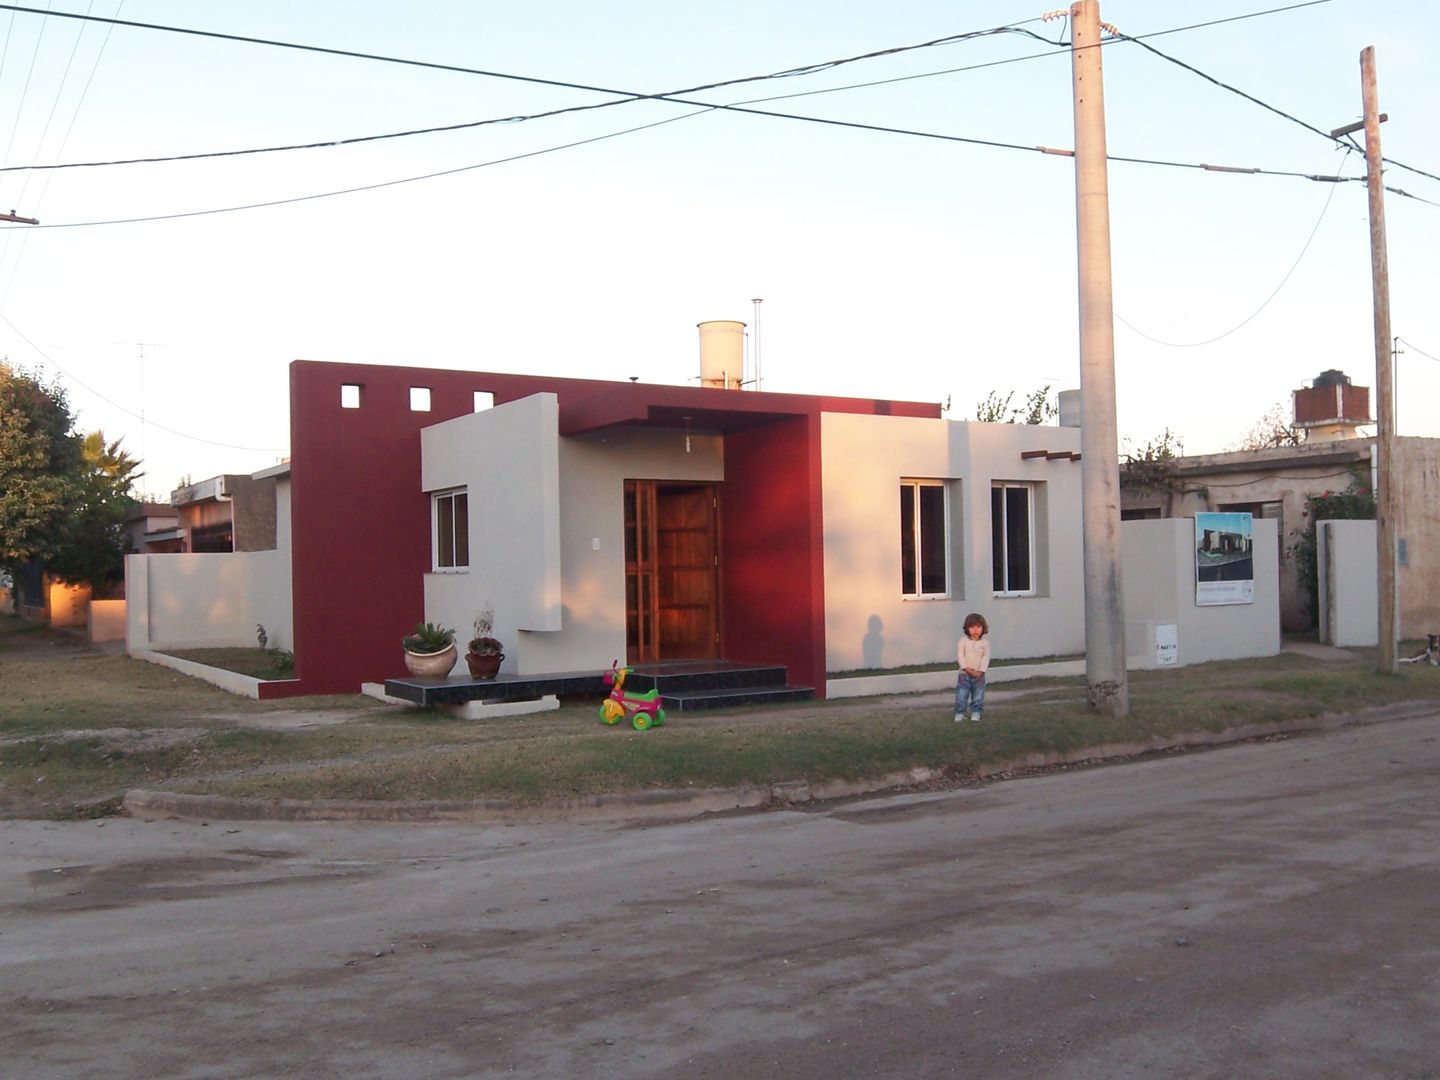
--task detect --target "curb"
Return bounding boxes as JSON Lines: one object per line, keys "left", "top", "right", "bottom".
{"left": 121, "top": 700, "right": 1439, "bottom": 825}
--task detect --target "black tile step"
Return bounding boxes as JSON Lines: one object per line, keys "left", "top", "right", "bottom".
{"left": 660, "top": 684, "right": 814, "bottom": 712}
{"left": 627, "top": 663, "right": 789, "bottom": 695}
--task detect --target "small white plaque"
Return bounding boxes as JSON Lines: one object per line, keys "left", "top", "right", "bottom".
{"left": 1155, "top": 624, "right": 1178, "bottom": 667}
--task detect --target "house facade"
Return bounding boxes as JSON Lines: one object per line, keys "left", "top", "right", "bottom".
{"left": 180, "top": 358, "right": 1087, "bottom": 698}
{"left": 1121, "top": 370, "right": 1440, "bottom": 636}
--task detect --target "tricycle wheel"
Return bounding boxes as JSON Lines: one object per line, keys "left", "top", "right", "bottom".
{"left": 631, "top": 711, "right": 653, "bottom": 731}
{"left": 600, "top": 703, "right": 621, "bottom": 725}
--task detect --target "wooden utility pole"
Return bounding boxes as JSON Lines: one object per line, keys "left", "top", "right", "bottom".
{"left": 1070, "top": 0, "right": 1128, "bottom": 717}
{"left": 1361, "top": 46, "right": 1399, "bottom": 674}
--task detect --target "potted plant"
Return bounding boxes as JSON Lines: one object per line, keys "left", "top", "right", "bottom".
{"left": 465, "top": 607, "right": 505, "bottom": 680}
{"left": 401, "top": 621, "right": 457, "bottom": 678}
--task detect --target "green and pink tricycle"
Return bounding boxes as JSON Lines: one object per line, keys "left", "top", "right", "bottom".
{"left": 599, "top": 660, "right": 667, "bottom": 731}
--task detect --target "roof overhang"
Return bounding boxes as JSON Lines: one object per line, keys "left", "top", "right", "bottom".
{"left": 556, "top": 382, "right": 939, "bottom": 437}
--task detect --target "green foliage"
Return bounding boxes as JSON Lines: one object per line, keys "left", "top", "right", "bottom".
{"left": 0, "top": 363, "right": 85, "bottom": 568}
{"left": 0, "top": 363, "right": 139, "bottom": 590}
{"left": 402, "top": 622, "right": 456, "bottom": 653}
{"left": 1291, "top": 476, "right": 1376, "bottom": 628}
{"left": 975, "top": 385, "right": 1058, "bottom": 425}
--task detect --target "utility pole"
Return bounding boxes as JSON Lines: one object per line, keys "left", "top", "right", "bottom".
{"left": 1360, "top": 47, "right": 1398, "bottom": 674}
{"left": 1070, "top": 0, "right": 1128, "bottom": 717}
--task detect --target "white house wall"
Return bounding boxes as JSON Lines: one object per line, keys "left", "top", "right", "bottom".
{"left": 1316, "top": 519, "right": 1378, "bottom": 647}
{"left": 126, "top": 549, "right": 292, "bottom": 652}
{"left": 420, "top": 394, "right": 723, "bottom": 676}
{"left": 422, "top": 393, "right": 563, "bottom": 647}
{"left": 1121, "top": 517, "right": 1280, "bottom": 667}
{"left": 820, "top": 413, "right": 1085, "bottom": 671}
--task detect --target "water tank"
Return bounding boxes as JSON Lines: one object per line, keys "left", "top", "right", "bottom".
{"left": 698, "top": 320, "right": 745, "bottom": 389}
{"left": 1058, "top": 389, "right": 1082, "bottom": 428}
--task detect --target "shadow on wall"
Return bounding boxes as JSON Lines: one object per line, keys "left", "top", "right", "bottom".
{"left": 862, "top": 614, "right": 884, "bottom": 668}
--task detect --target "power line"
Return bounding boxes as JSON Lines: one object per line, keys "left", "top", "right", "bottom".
{"left": 1397, "top": 337, "right": 1440, "bottom": 363}
{"left": 0, "top": 19, "right": 1051, "bottom": 175}
{"left": 1115, "top": 29, "right": 1440, "bottom": 191}
{"left": 0, "top": 2, "right": 1427, "bottom": 229}
{"left": 0, "top": 309, "right": 289, "bottom": 452}
{"left": 0, "top": 1, "right": 1348, "bottom": 177}
{"left": 1115, "top": 149, "right": 1353, "bottom": 348}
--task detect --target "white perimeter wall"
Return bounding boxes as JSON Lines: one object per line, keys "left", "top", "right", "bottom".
{"left": 1317, "top": 518, "right": 1378, "bottom": 647}
{"left": 421, "top": 393, "right": 723, "bottom": 676}
{"left": 125, "top": 478, "right": 292, "bottom": 653}
{"left": 820, "top": 413, "right": 1085, "bottom": 671}
{"left": 1122, "top": 517, "right": 1280, "bottom": 668}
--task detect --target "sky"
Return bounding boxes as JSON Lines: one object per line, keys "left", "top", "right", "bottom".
{"left": 0, "top": 0, "right": 1435, "bottom": 501}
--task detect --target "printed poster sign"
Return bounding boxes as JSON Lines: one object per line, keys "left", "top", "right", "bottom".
{"left": 1195, "top": 512, "right": 1254, "bottom": 606}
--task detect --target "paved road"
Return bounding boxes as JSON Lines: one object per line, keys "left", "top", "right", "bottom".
{"left": 3, "top": 714, "right": 1438, "bottom": 1079}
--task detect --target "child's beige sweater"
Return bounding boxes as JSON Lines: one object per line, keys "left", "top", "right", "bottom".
{"left": 957, "top": 637, "right": 991, "bottom": 674}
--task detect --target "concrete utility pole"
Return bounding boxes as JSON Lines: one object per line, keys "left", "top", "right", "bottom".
{"left": 1070, "top": 0, "right": 1128, "bottom": 717}
{"left": 1360, "top": 46, "right": 1399, "bottom": 674}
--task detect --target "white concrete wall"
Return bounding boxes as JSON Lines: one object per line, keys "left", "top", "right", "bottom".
{"left": 126, "top": 549, "right": 292, "bottom": 652}
{"left": 820, "top": 413, "right": 1085, "bottom": 671}
{"left": 1121, "top": 518, "right": 1280, "bottom": 668}
{"left": 1318, "top": 519, "right": 1378, "bottom": 647}
{"left": 89, "top": 599, "right": 127, "bottom": 643}
{"left": 421, "top": 393, "right": 724, "bottom": 676}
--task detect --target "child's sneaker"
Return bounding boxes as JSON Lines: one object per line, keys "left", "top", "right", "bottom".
{"left": 971, "top": 712, "right": 982, "bottom": 722}
{"left": 953, "top": 712, "right": 967, "bottom": 722}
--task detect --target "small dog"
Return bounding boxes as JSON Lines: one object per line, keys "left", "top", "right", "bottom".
{"left": 1399, "top": 633, "right": 1440, "bottom": 666}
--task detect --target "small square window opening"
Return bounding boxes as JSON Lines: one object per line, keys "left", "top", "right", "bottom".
{"left": 410, "top": 387, "right": 432, "bottom": 412}
{"left": 474, "top": 391, "right": 494, "bottom": 412}
{"left": 340, "top": 384, "right": 363, "bottom": 409}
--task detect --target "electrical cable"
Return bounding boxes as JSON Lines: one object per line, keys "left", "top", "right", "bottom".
{"left": 1115, "top": 29, "right": 1440, "bottom": 191}
{"left": 0, "top": 309, "right": 289, "bottom": 452}
{"left": 0, "top": 1, "right": 1348, "bottom": 177}
{"left": 0, "top": 20, "right": 1052, "bottom": 174}
{"left": 1115, "top": 148, "right": 1352, "bottom": 348}
{"left": 1397, "top": 337, "right": 1440, "bottom": 363}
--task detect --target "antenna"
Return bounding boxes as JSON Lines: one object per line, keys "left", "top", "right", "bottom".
{"left": 750, "top": 298, "right": 764, "bottom": 391}
{"left": 117, "top": 342, "right": 165, "bottom": 499}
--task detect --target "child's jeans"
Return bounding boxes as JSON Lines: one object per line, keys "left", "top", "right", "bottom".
{"left": 955, "top": 673, "right": 986, "bottom": 717}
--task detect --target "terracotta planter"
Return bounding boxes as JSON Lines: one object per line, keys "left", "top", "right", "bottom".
{"left": 465, "top": 651, "right": 504, "bottom": 680}
{"left": 403, "top": 643, "right": 457, "bottom": 678}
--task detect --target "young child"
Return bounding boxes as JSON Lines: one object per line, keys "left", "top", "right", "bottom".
{"left": 955, "top": 612, "right": 990, "bottom": 722}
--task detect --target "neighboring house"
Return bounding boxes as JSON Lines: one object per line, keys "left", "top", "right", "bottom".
{"left": 1121, "top": 369, "right": 1440, "bottom": 636}
{"left": 123, "top": 502, "right": 182, "bottom": 554}
{"left": 170, "top": 471, "right": 283, "bottom": 553}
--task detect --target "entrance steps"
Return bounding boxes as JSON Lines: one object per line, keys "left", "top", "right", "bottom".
{"left": 382, "top": 659, "right": 813, "bottom": 713}
{"left": 625, "top": 661, "right": 814, "bottom": 712}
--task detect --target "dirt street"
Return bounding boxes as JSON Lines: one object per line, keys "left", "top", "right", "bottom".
{"left": 2, "top": 714, "right": 1438, "bottom": 1079}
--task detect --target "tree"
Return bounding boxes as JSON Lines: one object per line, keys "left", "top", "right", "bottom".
{"left": 0, "top": 364, "right": 140, "bottom": 590}
{"left": 1232, "top": 401, "right": 1303, "bottom": 451}
{"left": 975, "top": 385, "right": 1058, "bottom": 424}
{"left": 0, "top": 363, "right": 85, "bottom": 569}
{"left": 1119, "top": 428, "right": 1201, "bottom": 514}
{"left": 48, "top": 431, "right": 141, "bottom": 589}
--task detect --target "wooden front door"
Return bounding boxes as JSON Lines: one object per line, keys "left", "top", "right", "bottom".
{"left": 625, "top": 480, "right": 719, "bottom": 662}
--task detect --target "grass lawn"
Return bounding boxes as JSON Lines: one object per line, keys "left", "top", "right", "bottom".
{"left": 3, "top": 613, "right": 1438, "bottom": 818}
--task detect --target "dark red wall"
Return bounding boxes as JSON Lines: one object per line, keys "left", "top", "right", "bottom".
{"left": 720, "top": 416, "right": 827, "bottom": 696}
{"left": 276, "top": 362, "right": 621, "bottom": 697}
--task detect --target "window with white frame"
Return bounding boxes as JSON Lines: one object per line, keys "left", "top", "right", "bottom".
{"left": 433, "top": 489, "right": 469, "bottom": 571}
{"left": 900, "top": 479, "right": 950, "bottom": 597}
{"left": 991, "top": 482, "right": 1035, "bottom": 595}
